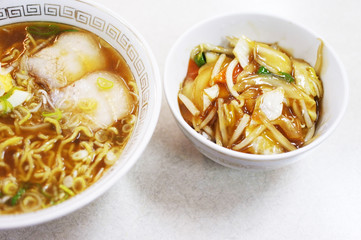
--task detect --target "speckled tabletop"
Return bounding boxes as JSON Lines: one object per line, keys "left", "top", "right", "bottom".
{"left": 1, "top": 0, "right": 361, "bottom": 239}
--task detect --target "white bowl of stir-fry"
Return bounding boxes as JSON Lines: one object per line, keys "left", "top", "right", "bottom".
{"left": 164, "top": 12, "right": 348, "bottom": 169}
{"left": 0, "top": 0, "right": 161, "bottom": 228}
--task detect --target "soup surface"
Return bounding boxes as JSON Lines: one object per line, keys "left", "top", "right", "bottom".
{"left": 178, "top": 35, "right": 323, "bottom": 154}
{"left": 0, "top": 22, "right": 138, "bottom": 213}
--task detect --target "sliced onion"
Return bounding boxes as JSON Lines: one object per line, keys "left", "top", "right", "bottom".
{"left": 204, "top": 84, "right": 219, "bottom": 100}
{"left": 261, "top": 120, "right": 296, "bottom": 151}
{"left": 202, "top": 126, "right": 213, "bottom": 138}
{"left": 299, "top": 99, "right": 313, "bottom": 128}
{"left": 314, "top": 39, "right": 324, "bottom": 76}
{"left": 178, "top": 93, "right": 200, "bottom": 116}
{"left": 217, "top": 98, "right": 228, "bottom": 146}
{"left": 233, "top": 125, "right": 266, "bottom": 151}
{"left": 304, "top": 124, "right": 316, "bottom": 143}
{"left": 211, "top": 53, "right": 226, "bottom": 79}
{"left": 199, "top": 107, "right": 217, "bottom": 129}
{"left": 226, "top": 59, "right": 239, "bottom": 98}
{"left": 228, "top": 114, "right": 250, "bottom": 147}
{"left": 202, "top": 93, "right": 212, "bottom": 112}
{"left": 214, "top": 123, "right": 222, "bottom": 146}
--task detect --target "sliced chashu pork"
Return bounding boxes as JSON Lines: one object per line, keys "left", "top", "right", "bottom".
{"left": 27, "top": 32, "right": 106, "bottom": 89}
{"left": 51, "top": 71, "right": 133, "bottom": 131}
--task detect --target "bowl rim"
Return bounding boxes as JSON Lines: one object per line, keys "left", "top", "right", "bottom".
{"left": 0, "top": 0, "right": 162, "bottom": 229}
{"left": 164, "top": 11, "right": 349, "bottom": 162}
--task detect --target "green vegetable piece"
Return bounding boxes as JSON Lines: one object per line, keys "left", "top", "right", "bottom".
{"left": 97, "top": 77, "right": 114, "bottom": 90}
{"left": 27, "top": 24, "right": 60, "bottom": 37}
{"left": 0, "top": 99, "right": 12, "bottom": 114}
{"left": 0, "top": 87, "right": 16, "bottom": 100}
{"left": 279, "top": 72, "right": 295, "bottom": 83}
{"left": 0, "top": 87, "right": 22, "bottom": 114}
{"left": 42, "top": 108, "right": 62, "bottom": 121}
{"left": 10, "top": 188, "right": 25, "bottom": 206}
{"left": 61, "top": 29, "right": 79, "bottom": 33}
{"left": 257, "top": 66, "right": 271, "bottom": 74}
{"left": 194, "top": 52, "right": 206, "bottom": 67}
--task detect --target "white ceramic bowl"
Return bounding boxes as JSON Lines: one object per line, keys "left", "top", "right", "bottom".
{"left": 164, "top": 13, "right": 348, "bottom": 170}
{"left": 0, "top": 0, "right": 161, "bottom": 229}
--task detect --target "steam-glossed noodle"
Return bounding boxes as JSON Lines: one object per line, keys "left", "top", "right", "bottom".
{"left": 51, "top": 71, "right": 133, "bottom": 131}
{"left": 27, "top": 32, "right": 106, "bottom": 89}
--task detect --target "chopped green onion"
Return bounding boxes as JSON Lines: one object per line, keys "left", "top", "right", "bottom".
{"left": 257, "top": 66, "right": 271, "bottom": 74}
{"left": 96, "top": 77, "right": 114, "bottom": 90}
{"left": 27, "top": 24, "right": 60, "bottom": 37}
{"left": 42, "top": 108, "right": 62, "bottom": 120}
{"left": 59, "top": 184, "right": 75, "bottom": 196}
{"left": 194, "top": 52, "right": 206, "bottom": 67}
{"left": 258, "top": 67, "right": 294, "bottom": 82}
{"left": 0, "top": 87, "right": 17, "bottom": 100}
{"left": 0, "top": 99, "right": 13, "bottom": 114}
{"left": 0, "top": 88, "right": 29, "bottom": 115}
{"left": 279, "top": 72, "right": 295, "bottom": 83}
{"left": 10, "top": 188, "right": 25, "bottom": 206}
{"left": 36, "top": 183, "right": 51, "bottom": 199}
{"left": 3, "top": 181, "right": 17, "bottom": 195}
{"left": 61, "top": 29, "right": 79, "bottom": 33}
{"left": 0, "top": 87, "right": 30, "bottom": 115}
{"left": 27, "top": 24, "right": 78, "bottom": 37}
{"left": 77, "top": 99, "right": 98, "bottom": 112}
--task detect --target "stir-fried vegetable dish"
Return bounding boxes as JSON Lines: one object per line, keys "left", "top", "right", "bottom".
{"left": 178, "top": 35, "right": 323, "bottom": 154}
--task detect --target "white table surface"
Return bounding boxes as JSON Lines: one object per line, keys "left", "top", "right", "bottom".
{"left": 1, "top": 0, "right": 361, "bottom": 239}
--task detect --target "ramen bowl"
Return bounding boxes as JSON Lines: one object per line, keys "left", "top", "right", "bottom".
{"left": 164, "top": 12, "right": 348, "bottom": 170}
{"left": 0, "top": 0, "right": 161, "bottom": 229}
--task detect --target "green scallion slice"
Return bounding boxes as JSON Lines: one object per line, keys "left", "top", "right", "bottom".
{"left": 42, "top": 108, "right": 62, "bottom": 121}
{"left": 257, "top": 66, "right": 271, "bottom": 74}
{"left": 279, "top": 72, "right": 295, "bottom": 83}
{"left": 194, "top": 52, "right": 206, "bottom": 67}
{"left": 97, "top": 77, "right": 114, "bottom": 90}
{"left": 27, "top": 24, "right": 60, "bottom": 37}
{"left": 10, "top": 188, "right": 25, "bottom": 206}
